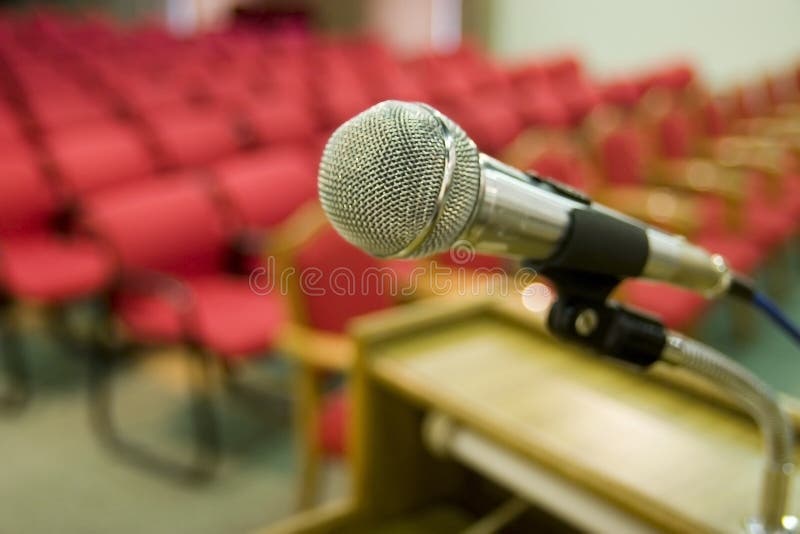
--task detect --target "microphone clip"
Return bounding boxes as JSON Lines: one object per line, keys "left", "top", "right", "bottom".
{"left": 525, "top": 263, "right": 666, "bottom": 369}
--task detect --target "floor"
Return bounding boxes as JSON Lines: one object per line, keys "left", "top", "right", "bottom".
{"left": 0, "top": 334, "right": 344, "bottom": 534}
{"left": 0, "top": 251, "right": 797, "bottom": 534}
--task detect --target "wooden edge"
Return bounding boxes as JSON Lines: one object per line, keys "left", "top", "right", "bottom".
{"left": 349, "top": 294, "right": 499, "bottom": 346}
{"left": 256, "top": 499, "right": 358, "bottom": 534}
{"left": 277, "top": 322, "right": 356, "bottom": 371}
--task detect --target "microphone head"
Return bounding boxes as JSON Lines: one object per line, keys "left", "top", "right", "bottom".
{"left": 318, "top": 100, "right": 481, "bottom": 258}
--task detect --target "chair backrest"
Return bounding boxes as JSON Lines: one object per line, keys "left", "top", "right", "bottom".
{"left": 598, "top": 125, "right": 647, "bottom": 186}
{"left": 213, "top": 147, "right": 317, "bottom": 230}
{"left": 83, "top": 178, "right": 228, "bottom": 277}
{"left": 145, "top": 105, "right": 242, "bottom": 168}
{"left": 276, "top": 202, "right": 396, "bottom": 333}
{"left": 289, "top": 221, "right": 396, "bottom": 334}
{"left": 657, "top": 107, "right": 694, "bottom": 160}
{"left": 529, "top": 148, "right": 588, "bottom": 191}
{"left": 45, "top": 121, "right": 154, "bottom": 198}
{"left": 0, "top": 166, "right": 58, "bottom": 236}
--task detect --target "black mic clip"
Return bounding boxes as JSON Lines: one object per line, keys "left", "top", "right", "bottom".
{"left": 523, "top": 263, "right": 666, "bottom": 369}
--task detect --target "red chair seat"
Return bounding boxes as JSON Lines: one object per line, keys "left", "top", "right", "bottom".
{"left": 116, "top": 275, "right": 285, "bottom": 360}
{"left": 622, "top": 280, "right": 708, "bottom": 331}
{"left": 320, "top": 389, "right": 347, "bottom": 457}
{"left": 0, "top": 233, "right": 114, "bottom": 302}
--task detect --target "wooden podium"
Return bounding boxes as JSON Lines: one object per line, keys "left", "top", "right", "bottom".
{"left": 267, "top": 296, "right": 800, "bottom": 533}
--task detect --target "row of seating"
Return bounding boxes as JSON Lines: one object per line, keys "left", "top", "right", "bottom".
{"left": 1, "top": 9, "right": 798, "bottom": 511}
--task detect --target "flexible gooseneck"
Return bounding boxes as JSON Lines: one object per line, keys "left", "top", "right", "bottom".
{"left": 662, "top": 333, "right": 795, "bottom": 532}
{"left": 544, "top": 288, "right": 796, "bottom": 532}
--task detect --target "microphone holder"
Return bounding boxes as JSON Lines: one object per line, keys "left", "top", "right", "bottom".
{"left": 527, "top": 263, "right": 797, "bottom": 532}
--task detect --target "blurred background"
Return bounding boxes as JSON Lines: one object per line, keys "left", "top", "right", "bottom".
{"left": 0, "top": 1, "right": 798, "bottom": 533}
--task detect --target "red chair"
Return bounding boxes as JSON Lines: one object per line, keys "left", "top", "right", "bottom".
{"left": 510, "top": 64, "right": 571, "bottom": 128}
{"left": 26, "top": 86, "right": 115, "bottom": 130}
{"left": 45, "top": 121, "right": 156, "bottom": 197}
{"left": 621, "top": 279, "right": 708, "bottom": 332}
{"left": 544, "top": 56, "right": 600, "bottom": 125}
{"left": 592, "top": 125, "right": 764, "bottom": 330}
{"left": 439, "top": 93, "right": 523, "bottom": 156}
{"left": 279, "top": 219, "right": 404, "bottom": 509}
{"left": 0, "top": 159, "right": 115, "bottom": 410}
{"left": 0, "top": 102, "right": 24, "bottom": 143}
{"left": 82, "top": 177, "right": 286, "bottom": 481}
{"left": 211, "top": 147, "right": 318, "bottom": 231}
{"left": 243, "top": 98, "right": 317, "bottom": 147}
{"left": 145, "top": 106, "right": 244, "bottom": 168}
{"left": 256, "top": 191, "right": 435, "bottom": 508}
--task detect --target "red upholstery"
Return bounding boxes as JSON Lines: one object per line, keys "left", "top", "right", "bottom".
{"left": 245, "top": 100, "right": 317, "bottom": 146}
{"left": 697, "top": 100, "right": 729, "bottom": 138}
{"left": 84, "top": 179, "right": 227, "bottom": 276}
{"left": 46, "top": 122, "right": 154, "bottom": 197}
{"left": 744, "top": 199, "right": 797, "bottom": 252}
{"left": 599, "top": 126, "right": 646, "bottom": 185}
{"left": 0, "top": 103, "right": 23, "bottom": 142}
{"left": 658, "top": 109, "right": 693, "bottom": 159}
{"left": 694, "top": 233, "right": 762, "bottom": 274}
{"left": 370, "top": 63, "right": 428, "bottom": 103}
{"left": 213, "top": 148, "right": 317, "bottom": 229}
{"left": 27, "top": 87, "right": 113, "bottom": 129}
{"left": 408, "top": 55, "right": 473, "bottom": 103}
{"left": 517, "top": 82, "right": 569, "bottom": 128}
{"left": 601, "top": 80, "right": 641, "bottom": 108}
{"left": 0, "top": 166, "right": 57, "bottom": 235}
{"left": 84, "top": 178, "right": 286, "bottom": 358}
{"left": 112, "top": 74, "right": 188, "bottom": 113}
{"left": 293, "top": 226, "right": 395, "bottom": 333}
{"left": 320, "top": 389, "right": 347, "bottom": 456}
{"left": 116, "top": 275, "right": 285, "bottom": 359}
{"left": 147, "top": 107, "right": 241, "bottom": 167}
{"left": 544, "top": 56, "right": 599, "bottom": 124}
{"left": 622, "top": 279, "right": 707, "bottom": 331}
{"left": 0, "top": 233, "right": 114, "bottom": 302}
{"left": 458, "top": 99, "right": 522, "bottom": 155}
{"left": 317, "top": 81, "right": 374, "bottom": 129}
{"left": 529, "top": 149, "right": 589, "bottom": 191}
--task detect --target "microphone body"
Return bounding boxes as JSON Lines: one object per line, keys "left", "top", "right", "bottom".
{"left": 465, "top": 154, "right": 730, "bottom": 296}
{"left": 318, "top": 101, "right": 731, "bottom": 298}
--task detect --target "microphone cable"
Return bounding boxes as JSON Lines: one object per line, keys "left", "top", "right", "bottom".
{"left": 730, "top": 275, "right": 800, "bottom": 346}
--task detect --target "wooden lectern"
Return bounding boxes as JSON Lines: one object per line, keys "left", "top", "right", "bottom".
{"left": 266, "top": 296, "right": 800, "bottom": 533}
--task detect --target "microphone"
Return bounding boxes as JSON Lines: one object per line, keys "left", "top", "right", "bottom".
{"left": 318, "top": 100, "right": 732, "bottom": 297}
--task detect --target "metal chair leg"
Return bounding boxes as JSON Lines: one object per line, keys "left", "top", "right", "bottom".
{"left": 87, "top": 339, "right": 222, "bottom": 484}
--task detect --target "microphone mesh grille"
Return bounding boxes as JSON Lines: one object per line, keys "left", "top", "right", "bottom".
{"left": 318, "top": 100, "right": 481, "bottom": 258}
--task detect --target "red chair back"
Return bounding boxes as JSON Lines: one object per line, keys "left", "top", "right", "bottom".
{"left": 83, "top": 178, "right": 228, "bottom": 277}
{"left": 213, "top": 148, "right": 317, "bottom": 230}
{"left": 46, "top": 121, "right": 154, "bottom": 197}
{"left": 599, "top": 126, "right": 646, "bottom": 185}
{"left": 292, "top": 225, "right": 395, "bottom": 333}
{"left": 0, "top": 168, "right": 58, "bottom": 236}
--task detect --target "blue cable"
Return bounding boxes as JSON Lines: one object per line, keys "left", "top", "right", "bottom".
{"left": 752, "top": 290, "right": 800, "bottom": 346}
